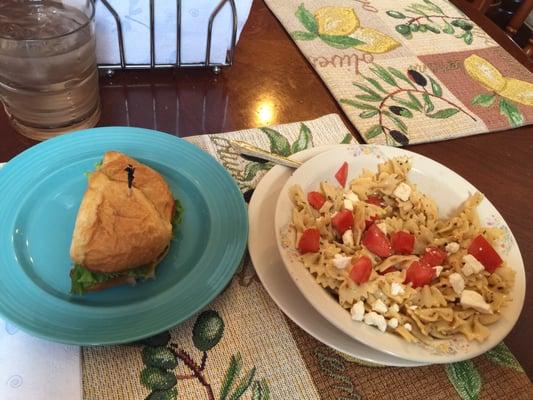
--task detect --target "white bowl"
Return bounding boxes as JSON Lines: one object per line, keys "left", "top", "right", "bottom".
{"left": 248, "top": 145, "right": 427, "bottom": 367}
{"left": 274, "top": 144, "right": 526, "bottom": 364}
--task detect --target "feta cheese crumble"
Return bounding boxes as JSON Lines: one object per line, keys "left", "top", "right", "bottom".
{"left": 445, "top": 242, "right": 460, "bottom": 254}
{"left": 342, "top": 229, "right": 354, "bottom": 247}
{"left": 462, "top": 254, "right": 485, "bottom": 276}
{"left": 333, "top": 254, "right": 352, "bottom": 270}
{"left": 449, "top": 273, "right": 465, "bottom": 295}
{"left": 372, "top": 299, "right": 388, "bottom": 314}
{"left": 364, "top": 312, "right": 387, "bottom": 332}
{"left": 390, "top": 282, "right": 405, "bottom": 296}
{"left": 393, "top": 182, "right": 412, "bottom": 201}
{"left": 350, "top": 301, "right": 365, "bottom": 321}
{"left": 460, "top": 290, "right": 492, "bottom": 314}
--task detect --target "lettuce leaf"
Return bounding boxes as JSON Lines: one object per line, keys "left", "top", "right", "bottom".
{"left": 172, "top": 198, "right": 184, "bottom": 231}
{"left": 70, "top": 263, "right": 152, "bottom": 295}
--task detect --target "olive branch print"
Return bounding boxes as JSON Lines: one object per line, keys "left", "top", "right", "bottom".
{"left": 138, "top": 310, "right": 270, "bottom": 400}
{"left": 387, "top": 0, "right": 475, "bottom": 44}
{"left": 340, "top": 64, "right": 476, "bottom": 145}
{"left": 241, "top": 123, "right": 353, "bottom": 183}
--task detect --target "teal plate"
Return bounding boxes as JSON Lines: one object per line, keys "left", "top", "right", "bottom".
{"left": 0, "top": 127, "right": 248, "bottom": 345}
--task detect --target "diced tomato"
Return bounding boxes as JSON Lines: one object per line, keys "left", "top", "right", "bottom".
{"left": 350, "top": 256, "right": 373, "bottom": 284}
{"left": 298, "top": 228, "right": 320, "bottom": 254}
{"left": 364, "top": 214, "right": 379, "bottom": 229}
{"left": 335, "top": 161, "right": 348, "bottom": 187}
{"left": 362, "top": 223, "right": 392, "bottom": 258}
{"left": 307, "top": 191, "right": 326, "bottom": 210}
{"left": 379, "top": 266, "right": 397, "bottom": 275}
{"left": 331, "top": 209, "right": 354, "bottom": 235}
{"left": 468, "top": 235, "right": 503, "bottom": 273}
{"left": 366, "top": 195, "right": 383, "bottom": 207}
{"left": 420, "top": 246, "right": 447, "bottom": 267}
{"left": 404, "top": 261, "right": 434, "bottom": 288}
{"left": 391, "top": 231, "right": 415, "bottom": 255}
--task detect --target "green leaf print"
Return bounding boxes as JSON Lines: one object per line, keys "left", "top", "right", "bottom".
{"left": 319, "top": 34, "right": 364, "bottom": 49}
{"left": 355, "top": 94, "right": 382, "bottom": 102}
{"left": 141, "top": 367, "right": 178, "bottom": 391}
{"left": 428, "top": 108, "right": 460, "bottom": 118}
{"left": 353, "top": 82, "right": 383, "bottom": 99}
{"left": 429, "top": 76, "right": 443, "bottom": 96}
{"left": 229, "top": 367, "right": 256, "bottom": 400}
{"left": 291, "top": 123, "right": 313, "bottom": 153}
{"left": 463, "top": 31, "right": 473, "bottom": 45}
{"left": 242, "top": 162, "right": 271, "bottom": 182}
{"left": 422, "top": 93, "right": 435, "bottom": 112}
{"left": 220, "top": 354, "right": 243, "bottom": 400}
{"left": 142, "top": 347, "right": 178, "bottom": 370}
{"left": 443, "top": 21, "right": 455, "bottom": 34}
{"left": 387, "top": 67, "right": 416, "bottom": 88}
{"left": 499, "top": 98, "right": 524, "bottom": 128}
{"left": 363, "top": 76, "right": 388, "bottom": 94}
{"left": 260, "top": 127, "right": 291, "bottom": 156}
{"left": 192, "top": 310, "right": 225, "bottom": 352}
{"left": 486, "top": 343, "right": 525, "bottom": 372}
{"left": 146, "top": 389, "right": 178, "bottom": 400}
{"left": 472, "top": 93, "right": 496, "bottom": 107}
{"left": 423, "top": 0, "right": 445, "bottom": 14}
{"left": 386, "top": 10, "right": 407, "bottom": 19}
{"left": 340, "top": 99, "right": 379, "bottom": 111}
{"left": 340, "top": 133, "right": 354, "bottom": 144}
{"left": 407, "top": 91, "right": 423, "bottom": 110}
{"left": 291, "top": 31, "right": 317, "bottom": 40}
{"left": 391, "top": 96, "right": 421, "bottom": 111}
{"left": 446, "top": 361, "right": 482, "bottom": 400}
{"left": 295, "top": 4, "right": 318, "bottom": 34}
{"left": 370, "top": 64, "right": 397, "bottom": 87}
{"left": 359, "top": 110, "right": 379, "bottom": 118}
{"left": 251, "top": 379, "right": 271, "bottom": 400}
{"left": 384, "top": 110, "right": 408, "bottom": 133}
{"left": 365, "top": 125, "right": 383, "bottom": 139}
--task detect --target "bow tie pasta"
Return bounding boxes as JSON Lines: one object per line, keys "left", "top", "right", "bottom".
{"left": 283, "top": 157, "right": 515, "bottom": 348}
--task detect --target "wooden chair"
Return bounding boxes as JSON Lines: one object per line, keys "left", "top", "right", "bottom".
{"left": 468, "top": 0, "right": 494, "bottom": 13}
{"left": 504, "top": 0, "right": 533, "bottom": 57}
{"left": 462, "top": 0, "right": 533, "bottom": 57}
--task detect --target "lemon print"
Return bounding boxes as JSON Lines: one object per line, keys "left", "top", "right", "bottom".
{"left": 497, "top": 78, "right": 533, "bottom": 106}
{"left": 350, "top": 27, "right": 401, "bottom": 54}
{"left": 315, "top": 7, "right": 360, "bottom": 36}
{"left": 464, "top": 55, "right": 506, "bottom": 92}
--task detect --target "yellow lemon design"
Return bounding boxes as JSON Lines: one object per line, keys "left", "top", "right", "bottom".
{"left": 497, "top": 78, "right": 533, "bottom": 106}
{"left": 350, "top": 27, "right": 401, "bottom": 54}
{"left": 464, "top": 54, "right": 506, "bottom": 92}
{"left": 315, "top": 7, "right": 360, "bottom": 36}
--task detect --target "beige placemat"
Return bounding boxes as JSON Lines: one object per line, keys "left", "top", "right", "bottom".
{"left": 264, "top": 0, "right": 533, "bottom": 145}
{"left": 82, "top": 114, "right": 532, "bottom": 400}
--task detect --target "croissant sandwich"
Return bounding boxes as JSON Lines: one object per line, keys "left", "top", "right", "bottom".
{"left": 69, "top": 151, "right": 182, "bottom": 294}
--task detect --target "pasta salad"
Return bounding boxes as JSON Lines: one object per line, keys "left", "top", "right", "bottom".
{"left": 283, "top": 157, "right": 515, "bottom": 347}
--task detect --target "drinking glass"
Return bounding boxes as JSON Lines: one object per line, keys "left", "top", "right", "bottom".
{"left": 0, "top": 0, "right": 100, "bottom": 140}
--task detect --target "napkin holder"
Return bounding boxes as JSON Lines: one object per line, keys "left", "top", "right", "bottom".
{"left": 96, "top": 0, "right": 238, "bottom": 73}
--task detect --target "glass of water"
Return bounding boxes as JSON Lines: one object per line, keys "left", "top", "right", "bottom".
{"left": 0, "top": 0, "right": 100, "bottom": 140}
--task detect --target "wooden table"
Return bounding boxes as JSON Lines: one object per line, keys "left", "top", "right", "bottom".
{"left": 0, "top": 0, "right": 531, "bottom": 378}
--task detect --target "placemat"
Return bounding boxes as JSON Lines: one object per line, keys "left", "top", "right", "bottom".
{"left": 80, "top": 114, "right": 532, "bottom": 400}
{"left": 263, "top": 0, "right": 533, "bottom": 146}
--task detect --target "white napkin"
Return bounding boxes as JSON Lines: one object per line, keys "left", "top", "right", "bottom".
{"left": 95, "top": 0, "right": 253, "bottom": 65}
{"left": 0, "top": 320, "right": 82, "bottom": 400}
{"left": 0, "top": 163, "right": 81, "bottom": 400}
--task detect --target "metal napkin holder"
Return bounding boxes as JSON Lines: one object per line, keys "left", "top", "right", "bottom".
{"left": 97, "top": 0, "right": 237, "bottom": 73}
